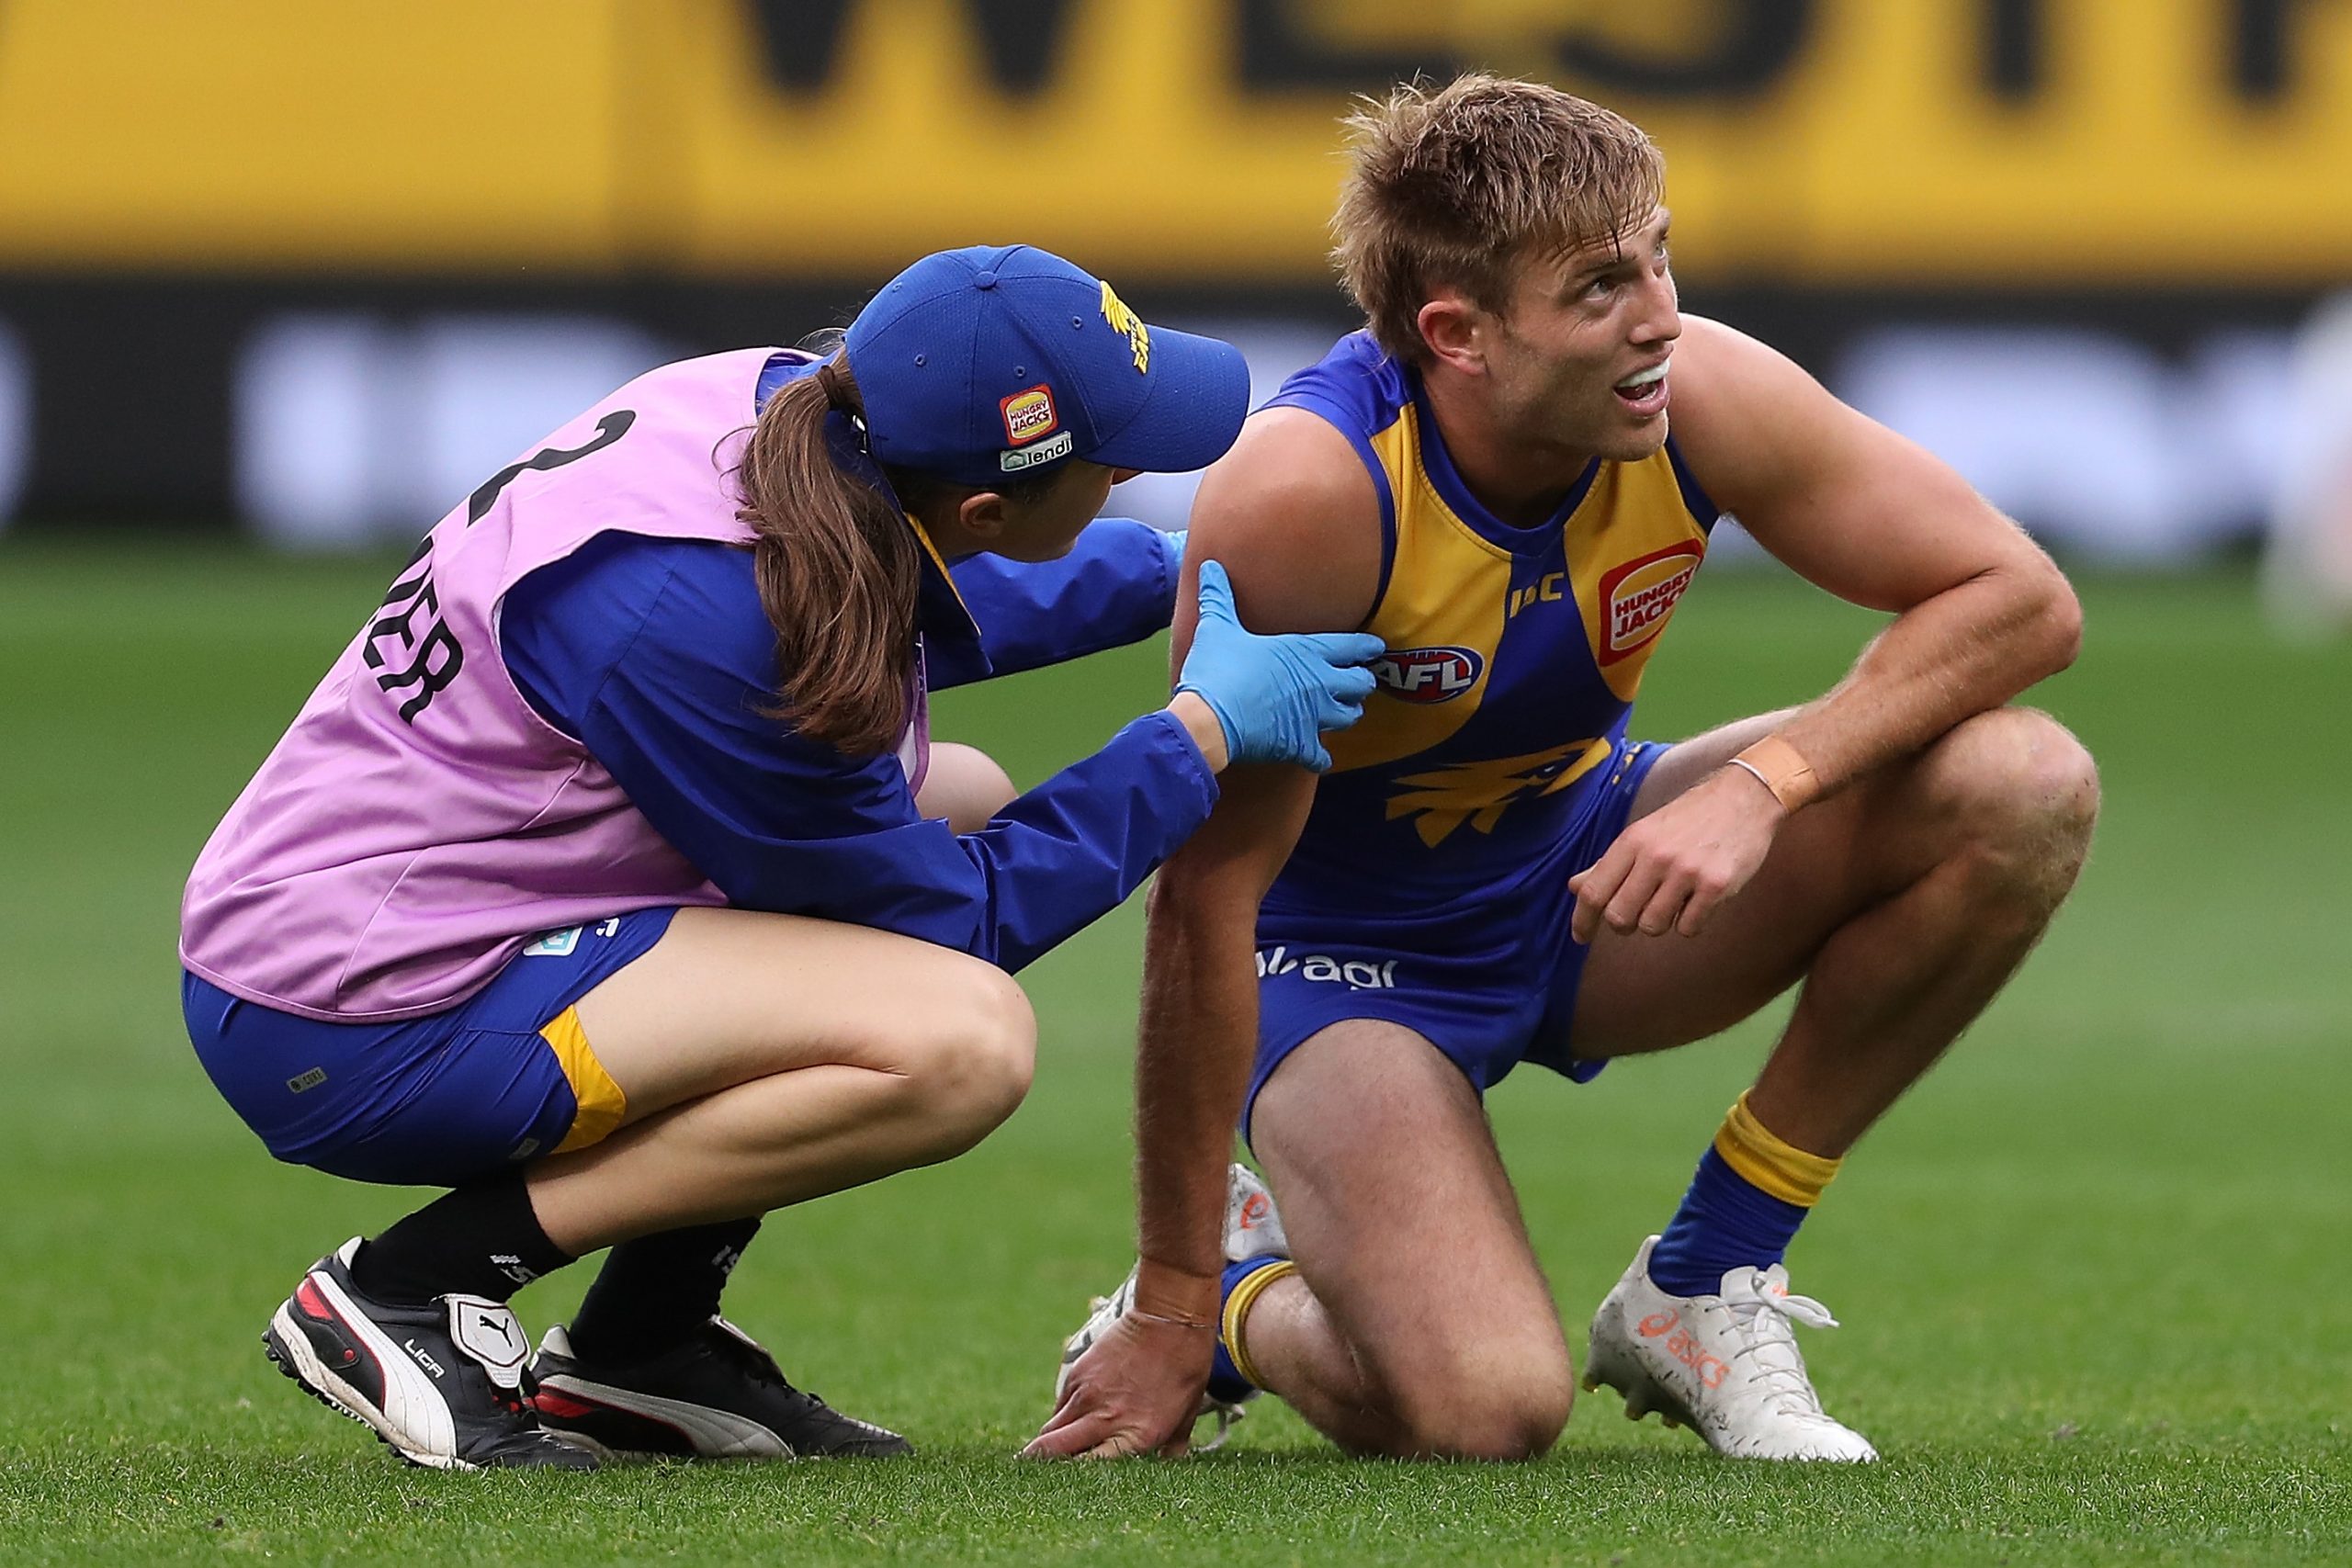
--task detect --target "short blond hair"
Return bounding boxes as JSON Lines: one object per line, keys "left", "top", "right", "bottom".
{"left": 1332, "top": 74, "right": 1665, "bottom": 364}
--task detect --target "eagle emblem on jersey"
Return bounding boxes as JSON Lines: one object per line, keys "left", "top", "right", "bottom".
{"left": 1385, "top": 739, "right": 1611, "bottom": 848}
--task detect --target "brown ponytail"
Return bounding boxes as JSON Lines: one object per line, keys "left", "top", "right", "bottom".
{"left": 734, "top": 356, "right": 922, "bottom": 756}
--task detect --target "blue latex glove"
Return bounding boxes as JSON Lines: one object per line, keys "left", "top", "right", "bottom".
{"left": 1176, "top": 560, "right": 1384, "bottom": 772}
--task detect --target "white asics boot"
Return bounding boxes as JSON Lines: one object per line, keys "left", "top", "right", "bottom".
{"left": 1223, "top": 1160, "right": 1288, "bottom": 1262}
{"left": 1053, "top": 1164, "right": 1285, "bottom": 1450}
{"left": 1582, "top": 1235, "right": 1878, "bottom": 1462}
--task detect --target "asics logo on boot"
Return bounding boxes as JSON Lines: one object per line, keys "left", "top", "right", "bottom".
{"left": 404, "top": 1339, "right": 447, "bottom": 1378}
{"left": 1634, "top": 1309, "right": 1730, "bottom": 1389}
{"left": 1663, "top": 1326, "right": 1729, "bottom": 1391}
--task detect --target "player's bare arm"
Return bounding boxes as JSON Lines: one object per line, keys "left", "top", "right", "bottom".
{"left": 1567, "top": 315, "right": 2084, "bottom": 943}
{"left": 1025, "top": 409, "right": 1383, "bottom": 1459}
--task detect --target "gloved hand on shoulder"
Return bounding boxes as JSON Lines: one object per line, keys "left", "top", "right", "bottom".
{"left": 1175, "top": 560, "right": 1383, "bottom": 772}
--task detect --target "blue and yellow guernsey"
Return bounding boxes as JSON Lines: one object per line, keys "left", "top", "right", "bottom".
{"left": 1265, "top": 331, "right": 1717, "bottom": 903}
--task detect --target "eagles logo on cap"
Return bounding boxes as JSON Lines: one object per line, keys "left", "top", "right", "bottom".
{"left": 1000, "top": 385, "right": 1058, "bottom": 446}
{"left": 1099, "top": 282, "right": 1150, "bottom": 374}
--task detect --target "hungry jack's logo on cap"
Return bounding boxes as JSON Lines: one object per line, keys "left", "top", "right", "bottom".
{"left": 1001, "top": 385, "right": 1057, "bottom": 446}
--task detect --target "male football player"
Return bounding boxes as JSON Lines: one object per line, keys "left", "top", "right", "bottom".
{"left": 1032, "top": 74, "right": 2098, "bottom": 1463}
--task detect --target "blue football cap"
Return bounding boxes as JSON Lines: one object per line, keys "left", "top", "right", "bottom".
{"left": 843, "top": 244, "right": 1250, "bottom": 489}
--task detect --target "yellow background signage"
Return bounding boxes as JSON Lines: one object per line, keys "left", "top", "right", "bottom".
{"left": 3, "top": 0, "right": 2349, "bottom": 283}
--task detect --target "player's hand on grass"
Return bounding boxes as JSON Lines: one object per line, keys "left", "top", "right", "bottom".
{"left": 1570, "top": 762, "right": 1786, "bottom": 943}
{"left": 1175, "top": 560, "right": 1383, "bottom": 773}
{"left": 1023, "top": 1312, "right": 1216, "bottom": 1461}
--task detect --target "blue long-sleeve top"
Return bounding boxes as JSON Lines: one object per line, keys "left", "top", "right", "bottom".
{"left": 500, "top": 516, "right": 1213, "bottom": 973}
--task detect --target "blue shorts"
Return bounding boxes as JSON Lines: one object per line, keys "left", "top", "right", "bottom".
{"left": 183, "top": 908, "right": 675, "bottom": 1187}
{"left": 1245, "top": 741, "right": 1667, "bottom": 1141}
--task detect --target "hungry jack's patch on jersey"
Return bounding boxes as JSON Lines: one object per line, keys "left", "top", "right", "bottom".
{"left": 1599, "top": 542, "right": 1704, "bottom": 665}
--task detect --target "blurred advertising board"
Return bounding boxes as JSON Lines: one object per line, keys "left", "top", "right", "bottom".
{"left": 2, "top": 0, "right": 2346, "bottom": 554}
{"left": 6, "top": 0, "right": 2351, "bottom": 281}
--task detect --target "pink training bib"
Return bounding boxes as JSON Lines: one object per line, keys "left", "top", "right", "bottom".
{"left": 182, "top": 348, "right": 930, "bottom": 1021}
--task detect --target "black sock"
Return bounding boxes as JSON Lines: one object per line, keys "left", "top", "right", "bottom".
{"left": 349, "top": 1171, "right": 574, "bottom": 1306}
{"left": 566, "top": 1218, "right": 763, "bottom": 1363}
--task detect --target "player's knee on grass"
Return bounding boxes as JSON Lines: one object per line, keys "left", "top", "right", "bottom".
{"left": 895, "top": 963, "right": 1036, "bottom": 1156}
{"left": 1921, "top": 706, "right": 2100, "bottom": 910}
{"left": 1374, "top": 1334, "right": 1576, "bottom": 1461}
{"left": 1388, "top": 1358, "right": 1575, "bottom": 1461}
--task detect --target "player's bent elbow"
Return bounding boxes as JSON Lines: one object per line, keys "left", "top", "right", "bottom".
{"left": 2008, "top": 554, "right": 2085, "bottom": 677}
{"left": 2040, "top": 572, "right": 2086, "bottom": 676}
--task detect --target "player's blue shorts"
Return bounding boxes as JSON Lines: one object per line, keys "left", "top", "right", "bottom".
{"left": 1244, "top": 740, "right": 1668, "bottom": 1143}
{"left": 182, "top": 908, "right": 676, "bottom": 1188}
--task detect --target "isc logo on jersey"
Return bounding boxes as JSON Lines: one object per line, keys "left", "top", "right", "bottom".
{"left": 1371, "top": 645, "right": 1483, "bottom": 704}
{"left": 1597, "top": 542, "right": 1704, "bottom": 665}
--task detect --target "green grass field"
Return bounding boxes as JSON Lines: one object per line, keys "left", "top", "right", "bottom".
{"left": 2, "top": 540, "right": 2347, "bottom": 1565}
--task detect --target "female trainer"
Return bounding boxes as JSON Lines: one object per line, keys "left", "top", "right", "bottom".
{"left": 178, "top": 244, "right": 1382, "bottom": 1471}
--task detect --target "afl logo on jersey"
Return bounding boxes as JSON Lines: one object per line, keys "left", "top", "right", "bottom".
{"left": 1372, "top": 645, "right": 1484, "bottom": 704}
{"left": 1598, "top": 542, "right": 1704, "bottom": 665}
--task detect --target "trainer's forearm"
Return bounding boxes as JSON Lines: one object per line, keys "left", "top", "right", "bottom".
{"left": 1130, "top": 874, "right": 1261, "bottom": 1313}
{"left": 1779, "top": 559, "right": 2081, "bottom": 795}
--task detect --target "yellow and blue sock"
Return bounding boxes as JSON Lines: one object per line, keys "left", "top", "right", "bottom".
{"left": 1647, "top": 1092, "right": 1842, "bottom": 1298}
{"left": 1207, "top": 1254, "right": 1295, "bottom": 1403}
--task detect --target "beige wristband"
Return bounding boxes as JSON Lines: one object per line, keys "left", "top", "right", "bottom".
{"left": 1728, "top": 735, "right": 1820, "bottom": 813}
